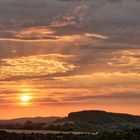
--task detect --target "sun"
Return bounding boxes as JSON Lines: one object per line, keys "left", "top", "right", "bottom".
{"left": 20, "top": 95, "right": 32, "bottom": 106}
{"left": 21, "top": 95, "right": 31, "bottom": 102}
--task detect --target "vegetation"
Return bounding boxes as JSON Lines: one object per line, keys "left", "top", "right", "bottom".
{"left": 0, "top": 121, "right": 46, "bottom": 130}
{"left": 0, "top": 129, "right": 140, "bottom": 140}
{"left": 45, "top": 110, "right": 140, "bottom": 132}
{"left": 0, "top": 110, "right": 140, "bottom": 132}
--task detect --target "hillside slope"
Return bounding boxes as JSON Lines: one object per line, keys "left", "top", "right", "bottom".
{"left": 47, "top": 110, "right": 140, "bottom": 132}
{"left": 0, "top": 117, "right": 60, "bottom": 125}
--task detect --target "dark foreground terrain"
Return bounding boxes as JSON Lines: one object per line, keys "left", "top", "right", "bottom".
{"left": 0, "top": 129, "right": 140, "bottom": 140}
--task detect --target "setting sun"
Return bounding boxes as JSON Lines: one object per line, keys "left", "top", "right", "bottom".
{"left": 21, "top": 95, "right": 31, "bottom": 102}
{"left": 20, "top": 95, "right": 32, "bottom": 106}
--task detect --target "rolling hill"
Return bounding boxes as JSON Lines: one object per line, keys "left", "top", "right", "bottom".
{"left": 1, "top": 110, "right": 140, "bottom": 132}
{"left": 0, "top": 117, "right": 60, "bottom": 125}
{"left": 46, "top": 110, "right": 140, "bottom": 132}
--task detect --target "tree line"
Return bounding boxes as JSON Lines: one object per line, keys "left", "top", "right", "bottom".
{"left": 0, "top": 129, "right": 140, "bottom": 140}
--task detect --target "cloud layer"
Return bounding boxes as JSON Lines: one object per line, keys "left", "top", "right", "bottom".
{"left": 0, "top": 0, "right": 140, "bottom": 117}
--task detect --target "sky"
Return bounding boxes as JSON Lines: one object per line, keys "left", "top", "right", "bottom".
{"left": 0, "top": 0, "right": 140, "bottom": 119}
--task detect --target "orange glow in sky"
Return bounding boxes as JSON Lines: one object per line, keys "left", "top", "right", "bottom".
{"left": 0, "top": 0, "right": 140, "bottom": 119}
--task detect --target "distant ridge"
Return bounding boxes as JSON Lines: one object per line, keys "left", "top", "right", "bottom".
{"left": 0, "top": 117, "right": 60, "bottom": 124}
{"left": 46, "top": 110, "right": 140, "bottom": 132}
{"left": 68, "top": 110, "right": 140, "bottom": 122}
{"left": 1, "top": 110, "right": 140, "bottom": 132}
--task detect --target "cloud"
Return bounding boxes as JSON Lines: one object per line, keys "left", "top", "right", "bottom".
{"left": 0, "top": 90, "right": 18, "bottom": 94}
{"left": 0, "top": 54, "right": 76, "bottom": 80}
{"left": 0, "top": 27, "right": 57, "bottom": 41}
{"left": 85, "top": 33, "right": 109, "bottom": 39}
{"left": 0, "top": 0, "right": 140, "bottom": 112}
{"left": 67, "top": 92, "right": 140, "bottom": 102}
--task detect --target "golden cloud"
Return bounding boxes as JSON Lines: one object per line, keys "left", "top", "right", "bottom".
{"left": 0, "top": 54, "right": 76, "bottom": 79}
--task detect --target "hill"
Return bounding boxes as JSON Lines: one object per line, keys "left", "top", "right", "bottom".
{"left": 46, "top": 110, "right": 140, "bottom": 132}
{"left": 0, "top": 117, "right": 60, "bottom": 125}
{"left": 68, "top": 110, "right": 140, "bottom": 124}
{"left": 1, "top": 110, "right": 140, "bottom": 132}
